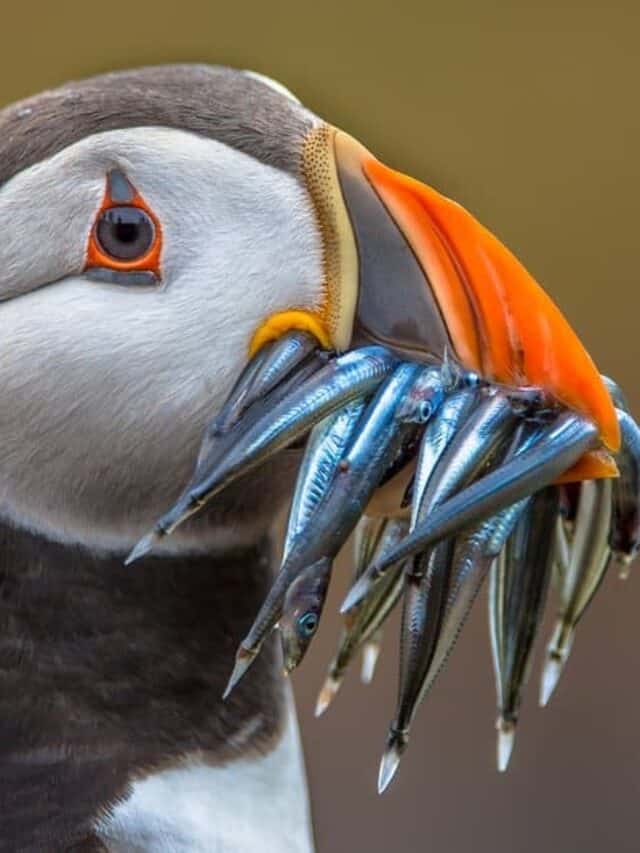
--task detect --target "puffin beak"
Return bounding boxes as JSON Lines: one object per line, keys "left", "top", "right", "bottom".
{"left": 329, "top": 130, "right": 620, "bottom": 463}
{"left": 331, "top": 131, "right": 454, "bottom": 363}
{"left": 195, "top": 121, "right": 620, "bottom": 475}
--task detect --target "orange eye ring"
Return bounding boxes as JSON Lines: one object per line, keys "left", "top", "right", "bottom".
{"left": 84, "top": 170, "right": 162, "bottom": 279}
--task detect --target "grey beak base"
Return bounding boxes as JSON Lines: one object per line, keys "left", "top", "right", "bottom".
{"left": 336, "top": 155, "right": 452, "bottom": 362}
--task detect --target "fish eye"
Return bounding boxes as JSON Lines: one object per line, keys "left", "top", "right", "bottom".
{"left": 418, "top": 400, "right": 433, "bottom": 422}
{"left": 297, "top": 611, "right": 319, "bottom": 638}
{"left": 95, "top": 207, "right": 156, "bottom": 261}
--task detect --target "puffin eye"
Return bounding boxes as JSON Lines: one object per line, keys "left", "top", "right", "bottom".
{"left": 95, "top": 207, "right": 155, "bottom": 261}
{"left": 84, "top": 170, "right": 162, "bottom": 285}
{"left": 297, "top": 612, "right": 319, "bottom": 638}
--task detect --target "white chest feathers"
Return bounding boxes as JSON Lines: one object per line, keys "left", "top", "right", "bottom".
{"left": 96, "top": 692, "right": 314, "bottom": 852}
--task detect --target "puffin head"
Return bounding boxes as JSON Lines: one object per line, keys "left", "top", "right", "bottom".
{"left": 0, "top": 63, "right": 617, "bottom": 556}
{"left": 0, "top": 66, "right": 327, "bottom": 552}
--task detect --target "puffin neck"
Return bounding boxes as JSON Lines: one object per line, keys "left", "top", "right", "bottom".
{"left": 0, "top": 522, "right": 285, "bottom": 849}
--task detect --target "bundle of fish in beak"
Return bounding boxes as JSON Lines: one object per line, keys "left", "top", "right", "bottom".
{"left": 124, "top": 126, "right": 638, "bottom": 794}
{"left": 127, "top": 329, "right": 639, "bottom": 790}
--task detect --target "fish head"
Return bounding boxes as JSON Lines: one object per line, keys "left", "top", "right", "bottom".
{"left": 279, "top": 558, "right": 332, "bottom": 673}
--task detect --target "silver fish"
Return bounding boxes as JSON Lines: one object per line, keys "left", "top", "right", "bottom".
{"left": 127, "top": 346, "right": 397, "bottom": 563}
{"left": 553, "top": 512, "right": 572, "bottom": 591}
{"left": 239, "top": 331, "right": 321, "bottom": 417}
{"left": 361, "top": 630, "right": 384, "bottom": 684}
{"left": 378, "top": 424, "right": 423, "bottom": 490}
{"left": 223, "top": 362, "right": 422, "bottom": 697}
{"left": 377, "top": 542, "right": 454, "bottom": 795}
{"left": 607, "top": 408, "right": 640, "bottom": 578}
{"left": 353, "top": 518, "right": 398, "bottom": 685}
{"left": 179, "top": 346, "right": 398, "bottom": 518}
{"left": 341, "top": 387, "right": 479, "bottom": 614}
{"left": 213, "top": 332, "right": 322, "bottom": 436}
{"left": 602, "top": 375, "right": 630, "bottom": 413}
{"left": 594, "top": 389, "right": 639, "bottom": 578}
{"left": 414, "top": 388, "right": 519, "bottom": 525}
{"left": 353, "top": 364, "right": 450, "bottom": 493}
{"left": 277, "top": 402, "right": 369, "bottom": 674}
{"left": 366, "top": 413, "right": 599, "bottom": 579}
{"left": 370, "top": 364, "right": 449, "bottom": 491}
{"left": 275, "top": 362, "right": 423, "bottom": 571}
{"left": 209, "top": 331, "right": 319, "bottom": 435}
{"left": 315, "top": 518, "right": 408, "bottom": 716}
{"left": 353, "top": 515, "right": 388, "bottom": 574}
{"left": 409, "top": 386, "right": 480, "bottom": 527}
{"left": 539, "top": 477, "right": 612, "bottom": 707}
{"left": 280, "top": 558, "right": 333, "bottom": 673}
{"left": 430, "top": 503, "right": 526, "bottom": 687}
{"left": 489, "top": 486, "right": 559, "bottom": 771}
{"left": 378, "top": 390, "right": 521, "bottom": 792}
{"left": 208, "top": 339, "right": 275, "bottom": 435}
{"left": 416, "top": 424, "right": 546, "bottom": 710}
{"left": 194, "top": 348, "right": 328, "bottom": 485}
{"left": 282, "top": 399, "right": 367, "bottom": 561}
{"left": 396, "top": 364, "right": 448, "bottom": 424}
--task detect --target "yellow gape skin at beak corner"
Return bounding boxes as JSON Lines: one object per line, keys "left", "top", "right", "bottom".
{"left": 249, "top": 310, "right": 331, "bottom": 356}
{"left": 249, "top": 125, "right": 360, "bottom": 358}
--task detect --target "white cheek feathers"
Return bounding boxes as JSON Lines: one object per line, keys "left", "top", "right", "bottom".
{"left": 0, "top": 127, "right": 325, "bottom": 551}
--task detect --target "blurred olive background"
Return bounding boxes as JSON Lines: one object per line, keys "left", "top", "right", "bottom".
{"left": 2, "top": 1, "right": 639, "bottom": 851}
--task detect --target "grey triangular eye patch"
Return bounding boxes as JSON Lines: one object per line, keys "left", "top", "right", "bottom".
{"left": 107, "top": 169, "right": 135, "bottom": 204}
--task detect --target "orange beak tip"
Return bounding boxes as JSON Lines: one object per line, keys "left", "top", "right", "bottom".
{"left": 556, "top": 449, "right": 619, "bottom": 485}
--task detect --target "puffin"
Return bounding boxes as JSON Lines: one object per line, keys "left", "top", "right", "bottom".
{"left": 0, "top": 64, "right": 635, "bottom": 851}
{"left": 0, "top": 64, "right": 323, "bottom": 853}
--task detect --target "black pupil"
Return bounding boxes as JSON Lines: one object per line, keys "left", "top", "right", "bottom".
{"left": 299, "top": 613, "right": 318, "bottom": 636}
{"left": 96, "top": 206, "right": 155, "bottom": 261}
